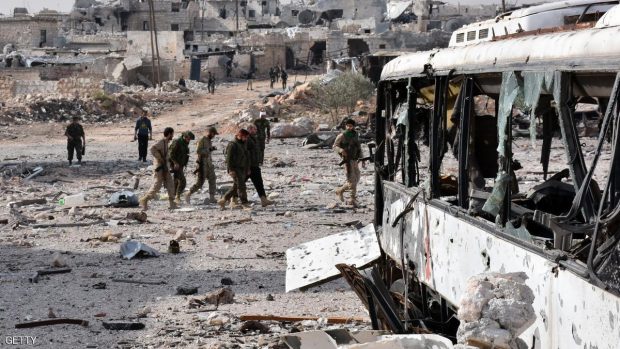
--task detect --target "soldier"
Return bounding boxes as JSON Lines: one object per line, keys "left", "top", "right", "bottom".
{"left": 333, "top": 119, "right": 363, "bottom": 207}
{"left": 186, "top": 127, "right": 219, "bottom": 204}
{"left": 219, "top": 129, "right": 251, "bottom": 209}
{"left": 65, "top": 116, "right": 85, "bottom": 165}
{"left": 246, "top": 70, "right": 255, "bottom": 91}
{"left": 134, "top": 109, "right": 152, "bottom": 162}
{"left": 253, "top": 111, "right": 270, "bottom": 164}
{"left": 281, "top": 69, "right": 288, "bottom": 89}
{"left": 169, "top": 131, "right": 195, "bottom": 204}
{"left": 269, "top": 67, "right": 276, "bottom": 89}
{"left": 246, "top": 124, "right": 275, "bottom": 207}
{"left": 207, "top": 72, "right": 215, "bottom": 94}
{"left": 139, "top": 127, "right": 178, "bottom": 210}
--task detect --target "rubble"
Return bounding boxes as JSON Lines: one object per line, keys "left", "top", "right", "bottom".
{"left": 456, "top": 272, "right": 535, "bottom": 349}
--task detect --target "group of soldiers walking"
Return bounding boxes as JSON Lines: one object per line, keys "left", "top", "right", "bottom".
{"left": 64, "top": 106, "right": 363, "bottom": 210}
{"left": 269, "top": 65, "right": 288, "bottom": 90}
{"left": 137, "top": 111, "right": 274, "bottom": 210}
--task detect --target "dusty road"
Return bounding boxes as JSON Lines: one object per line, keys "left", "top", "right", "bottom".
{"left": 0, "top": 80, "right": 374, "bottom": 348}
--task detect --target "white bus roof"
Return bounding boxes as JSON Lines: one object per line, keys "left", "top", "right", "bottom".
{"left": 382, "top": 15, "right": 620, "bottom": 80}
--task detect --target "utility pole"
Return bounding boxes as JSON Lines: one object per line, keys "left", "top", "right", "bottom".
{"left": 502, "top": 0, "right": 506, "bottom": 13}
{"left": 148, "top": 0, "right": 162, "bottom": 85}
{"left": 235, "top": 0, "right": 239, "bottom": 34}
{"left": 147, "top": 0, "right": 157, "bottom": 85}
{"left": 201, "top": 0, "right": 206, "bottom": 41}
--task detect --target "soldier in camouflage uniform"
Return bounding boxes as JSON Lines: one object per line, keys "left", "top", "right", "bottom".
{"left": 139, "top": 127, "right": 178, "bottom": 210}
{"left": 186, "top": 127, "right": 219, "bottom": 204}
{"left": 253, "top": 111, "right": 270, "bottom": 164}
{"left": 168, "top": 131, "right": 195, "bottom": 204}
{"left": 219, "top": 129, "right": 251, "bottom": 209}
{"left": 64, "top": 116, "right": 85, "bottom": 165}
{"left": 333, "top": 119, "right": 363, "bottom": 207}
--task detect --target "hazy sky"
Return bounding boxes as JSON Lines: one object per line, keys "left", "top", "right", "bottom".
{"left": 0, "top": 0, "right": 545, "bottom": 16}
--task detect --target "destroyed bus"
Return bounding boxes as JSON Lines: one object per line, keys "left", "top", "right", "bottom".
{"left": 369, "top": 4, "right": 620, "bottom": 348}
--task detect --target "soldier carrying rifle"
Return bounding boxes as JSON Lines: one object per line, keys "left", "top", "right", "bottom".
{"left": 333, "top": 119, "right": 364, "bottom": 207}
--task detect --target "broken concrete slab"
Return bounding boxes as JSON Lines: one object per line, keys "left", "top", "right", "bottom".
{"left": 285, "top": 223, "right": 380, "bottom": 292}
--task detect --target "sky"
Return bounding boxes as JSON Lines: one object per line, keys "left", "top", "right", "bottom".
{"left": 0, "top": 0, "right": 547, "bottom": 16}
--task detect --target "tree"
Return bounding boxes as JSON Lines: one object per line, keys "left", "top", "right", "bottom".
{"left": 310, "top": 71, "right": 375, "bottom": 124}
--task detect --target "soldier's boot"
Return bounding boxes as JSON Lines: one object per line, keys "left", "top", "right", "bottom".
{"left": 174, "top": 195, "right": 182, "bottom": 206}
{"left": 217, "top": 198, "right": 227, "bottom": 210}
{"left": 230, "top": 198, "right": 242, "bottom": 209}
{"left": 335, "top": 187, "right": 345, "bottom": 202}
{"left": 184, "top": 191, "right": 192, "bottom": 204}
{"left": 169, "top": 200, "right": 179, "bottom": 210}
{"left": 208, "top": 194, "right": 218, "bottom": 204}
{"left": 348, "top": 190, "right": 358, "bottom": 207}
{"left": 260, "top": 196, "right": 274, "bottom": 207}
{"left": 139, "top": 197, "right": 149, "bottom": 211}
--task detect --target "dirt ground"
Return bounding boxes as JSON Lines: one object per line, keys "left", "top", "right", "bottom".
{"left": 0, "top": 79, "right": 374, "bottom": 348}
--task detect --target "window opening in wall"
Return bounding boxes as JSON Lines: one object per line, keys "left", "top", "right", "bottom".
{"left": 456, "top": 32, "right": 464, "bottom": 43}
{"left": 192, "top": 45, "right": 198, "bottom": 52}
{"left": 219, "top": 8, "right": 227, "bottom": 19}
{"left": 292, "top": 10, "right": 299, "bottom": 16}
{"left": 248, "top": 9, "right": 256, "bottom": 18}
{"left": 262, "top": 1, "right": 267, "bottom": 5}
{"left": 171, "top": 2, "right": 180, "bottom": 12}
{"left": 364, "top": 29, "right": 371, "bottom": 34}
{"left": 39, "top": 30, "right": 47, "bottom": 47}
{"left": 171, "top": 24, "right": 180, "bottom": 31}
{"left": 379, "top": 44, "right": 386, "bottom": 49}
{"left": 143, "top": 21, "right": 149, "bottom": 30}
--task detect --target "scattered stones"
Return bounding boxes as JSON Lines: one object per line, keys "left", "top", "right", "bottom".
{"left": 51, "top": 253, "right": 67, "bottom": 268}
{"left": 220, "top": 277, "right": 234, "bottom": 286}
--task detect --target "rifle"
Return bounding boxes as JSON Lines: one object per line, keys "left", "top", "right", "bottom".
{"left": 339, "top": 156, "right": 372, "bottom": 166}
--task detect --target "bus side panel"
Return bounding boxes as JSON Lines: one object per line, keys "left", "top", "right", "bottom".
{"left": 380, "top": 181, "right": 620, "bottom": 349}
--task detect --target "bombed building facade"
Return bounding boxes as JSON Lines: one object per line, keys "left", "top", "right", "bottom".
{"left": 0, "top": 0, "right": 498, "bottom": 101}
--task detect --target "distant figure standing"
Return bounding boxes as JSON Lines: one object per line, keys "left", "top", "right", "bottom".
{"left": 134, "top": 110, "right": 152, "bottom": 162}
{"left": 269, "top": 67, "right": 276, "bottom": 89}
{"left": 139, "top": 127, "right": 178, "bottom": 210}
{"left": 65, "top": 116, "right": 85, "bottom": 166}
{"left": 207, "top": 72, "right": 215, "bottom": 94}
{"left": 281, "top": 70, "right": 288, "bottom": 89}
{"left": 274, "top": 65, "right": 281, "bottom": 83}
{"left": 225, "top": 60, "right": 232, "bottom": 78}
{"left": 246, "top": 70, "right": 254, "bottom": 91}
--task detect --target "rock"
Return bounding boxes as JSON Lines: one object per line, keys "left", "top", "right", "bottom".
{"left": 266, "top": 294, "right": 274, "bottom": 301}
{"left": 220, "top": 277, "right": 234, "bottom": 286}
{"left": 284, "top": 211, "right": 293, "bottom": 218}
{"left": 176, "top": 286, "right": 198, "bottom": 295}
{"left": 205, "top": 312, "right": 232, "bottom": 327}
{"left": 51, "top": 253, "right": 66, "bottom": 268}
{"left": 203, "top": 287, "right": 235, "bottom": 305}
{"left": 101, "top": 231, "right": 122, "bottom": 242}
{"left": 137, "top": 306, "right": 151, "bottom": 318}
{"left": 68, "top": 207, "right": 81, "bottom": 216}
{"left": 174, "top": 229, "right": 186, "bottom": 241}
{"left": 240, "top": 320, "right": 270, "bottom": 334}
{"left": 126, "top": 211, "right": 147, "bottom": 223}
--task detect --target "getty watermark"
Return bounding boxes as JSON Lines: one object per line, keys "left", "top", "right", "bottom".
{"left": 3, "top": 336, "right": 37, "bottom": 345}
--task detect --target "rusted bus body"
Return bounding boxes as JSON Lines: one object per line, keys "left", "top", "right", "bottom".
{"left": 374, "top": 9, "right": 620, "bottom": 348}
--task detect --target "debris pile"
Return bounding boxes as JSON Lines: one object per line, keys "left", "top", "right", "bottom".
{"left": 456, "top": 272, "right": 535, "bottom": 349}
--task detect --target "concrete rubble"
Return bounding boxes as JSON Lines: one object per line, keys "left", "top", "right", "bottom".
{"left": 456, "top": 272, "right": 536, "bottom": 349}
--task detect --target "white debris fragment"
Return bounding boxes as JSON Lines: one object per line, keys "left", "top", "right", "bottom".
{"left": 456, "top": 272, "right": 535, "bottom": 349}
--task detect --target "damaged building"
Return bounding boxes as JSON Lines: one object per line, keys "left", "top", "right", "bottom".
{"left": 0, "top": 0, "right": 500, "bottom": 98}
